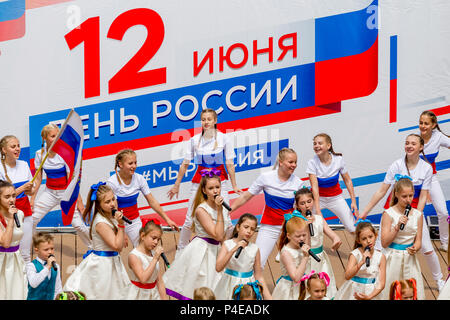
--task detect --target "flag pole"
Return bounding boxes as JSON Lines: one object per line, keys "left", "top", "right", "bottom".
{"left": 31, "top": 109, "right": 74, "bottom": 184}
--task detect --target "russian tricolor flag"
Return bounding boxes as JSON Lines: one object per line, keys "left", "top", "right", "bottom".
{"left": 51, "top": 110, "right": 84, "bottom": 225}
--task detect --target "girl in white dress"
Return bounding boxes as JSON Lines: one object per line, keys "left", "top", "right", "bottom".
{"left": 30, "top": 124, "right": 91, "bottom": 249}
{"left": 298, "top": 271, "right": 330, "bottom": 300}
{"left": 63, "top": 183, "right": 131, "bottom": 300}
{"left": 334, "top": 220, "right": 386, "bottom": 300}
{"left": 418, "top": 110, "right": 450, "bottom": 251}
{"left": 306, "top": 133, "right": 358, "bottom": 233}
{"left": 163, "top": 169, "right": 231, "bottom": 300}
{"left": 0, "top": 135, "right": 36, "bottom": 263}
{"left": 294, "top": 187, "right": 341, "bottom": 298}
{"left": 108, "top": 149, "right": 178, "bottom": 248}
{"left": 0, "top": 180, "right": 27, "bottom": 299}
{"left": 168, "top": 108, "right": 239, "bottom": 255}
{"left": 360, "top": 133, "right": 446, "bottom": 291}
{"left": 379, "top": 177, "right": 425, "bottom": 300}
{"left": 214, "top": 213, "right": 272, "bottom": 300}
{"left": 272, "top": 215, "right": 311, "bottom": 300}
{"left": 127, "top": 218, "right": 168, "bottom": 300}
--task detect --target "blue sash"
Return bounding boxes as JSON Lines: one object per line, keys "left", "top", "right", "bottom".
{"left": 225, "top": 268, "right": 254, "bottom": 278}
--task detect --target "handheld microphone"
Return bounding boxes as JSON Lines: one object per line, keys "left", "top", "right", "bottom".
{"left": 112, "top": 209, "right": 132, "bottom": 225}
{"left": 235, "top": 240, "right": 248, "bottom": 258}
{"left": 300, "top": 242, "right": 321, "bottom": 263}
{"left": 305, "top": 210, "right": 314, "bottom": 236}
{"left": 365, "top": 246, "right": 371, "bottom": 267}
{"left": 10, "top": 205, "right": 20, "bottom": 228}
{"left": 161, "top": 253, "right": 170, "bottom": 268}
{"left": 214, "top": 195, "right": 232, "bottom": 211}
{"left": 399, "top": 204, "right": 411, "bottom": 231}
{"left": 48, "top": 254, "right": 57, "bottom": 271}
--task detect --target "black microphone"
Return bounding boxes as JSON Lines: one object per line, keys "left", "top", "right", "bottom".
{"left": 112, "top": 209, "right": 132, "bottom": 225}
{"left": 300, "top": 241, "right": 321, "bottom": 262}
{"left": 48, "top": 254, "right": 57, "bottom": 271}
{"left": 305, "top": 210, "right": 314, "bottom": 236}
{"left": 161, "top": 253, "right": 170, "bottom": 268}
{"left": 10, "top": 205, "right": 20, "bottom": 228}
{"left": 365, "top": 246, "right": 371, "bottom": 267}
{"left": 235, "top": 240, "right": 248, "bottom": 258}
{"left": 214, "top": 195, "right": 232, "bottom": 211}
{"left": 399, "top": 204, "right": 411, "bottom": 231}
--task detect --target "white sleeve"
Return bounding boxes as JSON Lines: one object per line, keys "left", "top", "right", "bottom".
{"left": 54, "top": 266, "right": 63, "bottom": 298}
{"left": 137, "top": 174, "right": 151, "bottom": 196}
{"left": 383, "top": 162, "right": 397, "bottom": 185}
{"left": 339, "top": 156, "right": 348, "bottom": 175}
{"left": 223, "top": 134, "right": 236, "bottom": 160}
{"left": 305, "top": 159, "right": 317, "bottom": 175}
{"left": 421, "top": 165, "right": 433, "bottom": 190}
{"left": 26, "top": 262, "right": 49, "bottom": 288}
{"left": 25, "top": 162, "right": 33, "bottom": 181}
{"left": 34, "top": 151, "right": 42, "bottom": 170}
{"left": 439, "top": 131, "right": 450, "bottom": 148}
{"left": 247, "top": 173, "right": 266, "bottom": 195}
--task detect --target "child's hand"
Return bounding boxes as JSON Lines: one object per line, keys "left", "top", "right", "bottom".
{"left": 362, "top": 248, "right": 372, "bottom": 261}
{"left": 235, "top": 239, "right": 248, "bottom": 251}
{"left": 154, "top": 245, "right": 164, "bottom": 258}
{"left": 214, "top": 195, "right": 224, "bottom": 206}
{"left": 7, "top": 205, "right": 18, "bottom": 219}
{"left": 354, "top": 292, "right": 370, "bottom": 300}
{"left": 300, "top": 243, "right": 311, "bottom": 257}
{"left": 407, "top": 244, "right": 418, "bottom": 255}
{"left": 396, "top": 215, "right": 408, "bottom": 230}
{"left": 113, "top": 210, "right": 125, "bottom": 223}
{"left": 23, "top": 181, "right": 33, "bottom": 193}
{"left": 47, "top": 254, "right": 56, "bottom": 270}
{"left": 331, "top": 237, "right": 342, "bottom": 251}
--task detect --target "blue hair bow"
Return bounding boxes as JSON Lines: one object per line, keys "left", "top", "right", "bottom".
{"left": 233, "top": 284, "right": 244, "bottom": 300}
{"left": 247, "top": 280, "right": 263, "bottom": 300}
{"left": 200, "top": 168, "right": 221, "bottom": 178}
{"left": 90, "top": 182, "right": 106, "bottom": 201}
{"left": 284, "top": 210, "right": 308, "bottom": 222}
{"left": 394, "top": 174, "right": 412, "bottom": 182}
{"left": 354, "top": 218, "right": 372, "bottom": 227}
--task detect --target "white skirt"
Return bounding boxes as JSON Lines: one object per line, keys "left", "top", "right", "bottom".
{"left": 0, "top": 249, "right": 27, "bottom": 300}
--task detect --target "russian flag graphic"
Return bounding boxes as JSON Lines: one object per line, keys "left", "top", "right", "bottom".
{"left": 52, "top": 110, "right": 84, "bottom": 225}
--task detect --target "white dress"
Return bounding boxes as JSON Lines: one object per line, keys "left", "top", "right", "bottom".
{"left": 127, "top": 248, "right": 161, "bottom": 300}
{"left": 0, "top": 210, "right": 27, "bottom": 299}
{"left": 379, "top": 207, "right": 425, "bottom": 300}
{"left": 437, "top": 277, "right": 450, "bottom": 300}
{"left": 334, "top": 248, "right": 383, "bottom": 300}
{"left": 214, "top": 239, "right": 258, "bottom": 300}
{"left": 272, "top": 246, "right": 303, "bottom": 300}
{"left": 63, "top": 214, "right": 131, "bottom": 300}
{"left": 305, "top": 215, "right": 338, "bottom": 298}
{"left": 163, "top": 202, "right": 230, "bottom": 300}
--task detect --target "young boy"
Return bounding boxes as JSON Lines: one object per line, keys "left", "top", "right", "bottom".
{"left": 26, "top": 232, "right": 63, "bottom": 300}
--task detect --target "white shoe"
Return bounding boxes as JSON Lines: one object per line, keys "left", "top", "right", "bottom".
{"left": 439, "top": 242, "right": 448, "bottom": 252}
{"left": 437, "top": 279, "right": 446, "bottom": 292}
{"left": 275, "top": 251, "right": 280, "bottom": 263}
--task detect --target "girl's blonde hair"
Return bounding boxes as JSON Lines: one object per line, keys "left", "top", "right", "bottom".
{"left": 272, "top": 147, "right": 297, "bottom": 169}
{"left": 0, "top": 135, "right": 18, "bottom": 183}
{"left": 404, "top": 134, "right": 428, "bottom": 176}
{"left": 40, "top": 124, "right": 59, "bottom": 154}
{"left": 389, "top": 278, "right": 417, "bottom": 300}
{"left": 389, "top": 178, "right": 414, "bottom": 207}
{"left": 114, "top": 149, "right": 136, "bottom": 185}
{"left": 197, "top": 108, "right": 218, "bottom": 150}
{"left": 193, "top": 287, "right": 216, "bottom": 300}
{"left": 314, "top": 133, "right": 342, "bottom": 156}
{"left": 298, "top": 273, "right": 328, "bottom": 300}
{"left": 278, "top": 216, "right": 308, "bottom": 251}
{"left": 190, "top": 173, "right": 221, "bottom": 233}
{"left": 82, "top": 184, "right": 118, "bottom": 238}
{"left": 420, "top": 110, "right": 448, "bottom": 137}
{"left": 353, "top": 221, "right": 377, "bottom": 249}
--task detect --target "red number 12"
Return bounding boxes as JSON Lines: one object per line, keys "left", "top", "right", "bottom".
{"left": 64, "top": 8, "right": 166, "bottom": 98}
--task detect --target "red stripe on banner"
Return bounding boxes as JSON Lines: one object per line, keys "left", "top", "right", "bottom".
{"left": 80, "top": 102, "right": 341, "bottom": 160}
{"left": 430, "top": 105, "right": 450, "bottom": 116}
{"left": 389, "top": 79, "right": 397, "bottom": 123}
{"left": 315, "top": 37, "right": 378, "bottom": 106}
{"left": 0, "top": 13, "right": 25, "bottom": 42}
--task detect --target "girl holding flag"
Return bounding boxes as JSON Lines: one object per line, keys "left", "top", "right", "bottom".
{"left": 30, "top": 121, "right": 91, "bottom": 249}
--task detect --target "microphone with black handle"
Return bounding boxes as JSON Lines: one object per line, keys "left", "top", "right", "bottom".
{"left": 161, "top": 253, "right": 170, "bottom": 268}
{"left": 365, "top": 246, "right": 371, "bottom": 267}
{"left": 112, "top": 208, "right": 132, "bottom": 225}
{"left": 48, "top": 254, "right": 57, "bottom": 271}
{"left": 399, "top": 204, "right": 411, "bottom": 231}
{"left": 214, "top": 195, "right": 232, "bottom": 211}
{"left": 10, "top": 205, "right": 20, "bottom": 228}
{"left": 305, "top": 210, "right": 314, "bottom": 236}
{"left": 235, "top": 240, "right": 248, "bottom": 258}
{"left": 300, "top": 241, "right": 321, "bottom": 262}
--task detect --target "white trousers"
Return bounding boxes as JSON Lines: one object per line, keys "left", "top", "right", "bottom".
{"left": 32, "top": 187, "right": 92, "bottom": 251}
{"left": 255, "top": 224, "right": 283, "bottom": 269}
{"left": 125, "top": 217, "right": 142, "bottom": 248}
{"left": 320, "top": 194, "right": 356, "bottom": 233}
{"left": 19, "top": 215, "right": 33, "bottom": 263}
{"left": 177, "top": 180, "right": 232, "bottom": 251}
{"left": 429, "top": 175, "right": 449, "bottom": 245}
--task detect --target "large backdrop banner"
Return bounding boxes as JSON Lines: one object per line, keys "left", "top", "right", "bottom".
{"left": 1, "top": 0, "right": 449, "bottom": 228}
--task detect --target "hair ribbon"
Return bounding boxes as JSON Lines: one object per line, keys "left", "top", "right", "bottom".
{"left": 354, "top": 218, "right": 372, "bottom": 227}
{"left": 90, "top": 182, "right": 106, "bottom": 201}
{"left": 394, "top": 174, "right": 412, "bottom": 182}
{"left": 246, "top": 280, "right": 263, "bottom": 300}
{"left": 284, "top": 210, "right": 308, "bottom": 222}
{"left": 199, "top": 168, "right": 221, "bottom": 177}
{"left": 141, "top": 217, "right": 161, "bottom": 227}
{"left": 295, "top": 270, "right": 330, "bottom": 287}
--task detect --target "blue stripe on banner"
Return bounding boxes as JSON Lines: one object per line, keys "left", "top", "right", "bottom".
{"left": 117, "top": 193, "right": 139, "bottom": 208}
{"left": 0, "top": 0, "right": 25, "bottom": 22}
{"left": 263, "top": 191, "right": 295, "bottom": 211}
{"left": 315, "top": 0, "right": 378, "bottom": 62}
{"left": 390, "top": 35, "right": 397, "bottom": 80}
